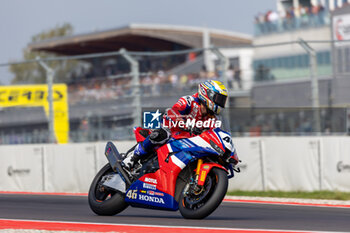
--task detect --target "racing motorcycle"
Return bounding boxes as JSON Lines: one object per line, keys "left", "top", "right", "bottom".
{"left": 88, "top": 126, "right": 240, "bottom": 219}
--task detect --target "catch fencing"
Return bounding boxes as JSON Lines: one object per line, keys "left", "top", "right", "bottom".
{"left": 1, "top": 38, "right": 350, "bottom": 145}
{"left": 1, "top": 137, "right": 350, "bottom": 193}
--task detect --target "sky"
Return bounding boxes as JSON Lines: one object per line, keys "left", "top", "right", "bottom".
{"left": 0, "top": 0, "right": 276, "bottom": 84}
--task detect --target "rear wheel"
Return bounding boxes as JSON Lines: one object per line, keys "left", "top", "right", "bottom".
{"left": 88, "top": 163, "right": 128, "bottom": 216}
{"left": 179, "top": 168, "right": 228, "bottom": 219}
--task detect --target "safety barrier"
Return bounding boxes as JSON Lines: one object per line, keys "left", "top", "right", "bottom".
{"left": 1, "top": 137, "right": 350, "bottom": 193}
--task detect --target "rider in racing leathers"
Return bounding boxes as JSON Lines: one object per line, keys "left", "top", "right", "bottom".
{"left": 123, "top": 80, "right": 228, "bottom": 170}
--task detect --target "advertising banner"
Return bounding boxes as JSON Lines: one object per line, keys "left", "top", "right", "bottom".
{"left": 0, "top": 145, "right": 44, "bottom": 191}
{"left": 321, "top": 137, "right": 350, "bottom": 191}
{"left": 0, "top": 84, "right": 69, "bottom": 143}
{"left": 1, "top": 137, "right": 350, "bottom": 193}
{"left": 333, "top": 14, "right": 350, "bottom": 46}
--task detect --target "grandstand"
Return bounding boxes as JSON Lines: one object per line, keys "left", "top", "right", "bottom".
{"left": 252, "top": 1, "right": 350, "bottom": 108}
{"left": 250, "top": 0, "right": 350, "bottom": 136}
{"left": 1, "top": 24, "right": 254, "bottom": 143}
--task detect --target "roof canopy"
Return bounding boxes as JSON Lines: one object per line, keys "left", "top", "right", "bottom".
{"left": 28, "top": 24, "right": 252, "bottom": 55}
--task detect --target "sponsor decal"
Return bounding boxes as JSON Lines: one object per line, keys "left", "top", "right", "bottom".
{"left": 138, "top": 194, "right": 165, "bottom": 204}
{"left": 189, "top": 104, "right": 199, "bottom": 119}
{"left": 203, "top": 165, "right": 210, "bottom": 170}
{"left": 200, "top": 171, "right": 207, "bottom": 182}
{"left": 199, "top": 85, "right": 206, "bottom": 95}
{"left": 154, "top": 192, "right": 164, "bottom": 197}
{"left": 143, "top": 183, "right": 156, "bottom": 190}
{"left": 147, "top": 191, "right": 155, "bottom": 195}
{"left": 7, "top": 166, "right": 30, "bottom": 176}
{"left": 144, "top": 177, "right": 157, "bottom": 184}
{"left": 181, "top": 140, "right": 193, "bottom": 148}
{"left": 178, "top": 99, "right": 186, "bottom": 106}
{"left": 337, "top": 161, "right": 350, "bottom": 173}
{"left": 140, "top": 190, "right": 147, "bottom": 194}
{"left": 185, "top": 96, "right": 193, "bottom": 105}
{"left": 105, "top": 147, "right": 111, "bottom": 157}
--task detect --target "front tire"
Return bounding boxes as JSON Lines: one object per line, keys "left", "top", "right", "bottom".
{"left": 179, "top": 168, "right": 228, "bottom": 219}
{"left": 88, "top": 163, "right": 128, "bottom": 216}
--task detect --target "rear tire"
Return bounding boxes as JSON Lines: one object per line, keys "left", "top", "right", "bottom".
{"left": 88, "top": 163, "right": 128, "bottom": 216}
{"left": 179, "top": 168, "right": 228, "bottom": 219}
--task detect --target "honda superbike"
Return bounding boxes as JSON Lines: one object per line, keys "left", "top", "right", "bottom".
{"left": 88, "top": 127, "right": 240, "bottom": 219}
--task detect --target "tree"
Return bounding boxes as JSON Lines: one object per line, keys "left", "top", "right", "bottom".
{"left": 10, "top": 23, "right": 81, "bottom": 84}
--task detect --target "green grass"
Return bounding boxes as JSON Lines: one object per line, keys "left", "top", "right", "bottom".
{"left": 226, "top": 190, "right": 350, "bottom": 201}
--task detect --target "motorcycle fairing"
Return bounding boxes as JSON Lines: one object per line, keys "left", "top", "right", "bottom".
{"left": 197, "top": 162, "right": 227, "bottom": 186}
{"left": 133, "top": 127, "right": 151, "bottom": 143}
{"left": 125, "top": 128, "right": 232, "bottom": 211}
{"left": 125, "top": 180, "right": 178, "bottom": 211}
{"left": 125, "top": 143, "right": 185, "bottom": 210}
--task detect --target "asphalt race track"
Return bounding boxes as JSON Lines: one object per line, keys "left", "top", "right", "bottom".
{"left": 0, "top": 194, "right": 350, "bottom": 232}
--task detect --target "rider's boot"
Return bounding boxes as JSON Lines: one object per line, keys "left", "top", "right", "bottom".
{"left": 123, "top": 136, "right": 153, "bottom": 170}
{"left": 123, "top": 128, "right": 171, "bottom": 170}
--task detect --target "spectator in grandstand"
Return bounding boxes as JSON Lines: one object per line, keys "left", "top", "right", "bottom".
{"left": 255, "top": 12, "right": 266, "bottom": 34}
{"left": 310, "top": 4, "right": 319, "bottom": 26}
{"left": 255, "top": 3, "right": 328, "bottom": 35}
{"left": 179, "top": 74, "right": 188, "bottom": 91}
{"left": 300, "top": 5, "right": 310, "bottom": 27}
{"left": 234, "top": 66, "right": 242, "bottom": 89}
{"left": 318, "top": 4, "right": 325, "bottom": 25}
{"left": 152, "top": 74, "right": 161, "bottom": 96}
{"left": 278, "top": 9, "right": 287, "bottom": 31}
{"left": 115, "top": 79, "right": 125, "bottom": 97}
{"left": 199, "top": 65, "right": 207, "bottom": 79}
{"left": 267, "top": 10, "right": 279, "bottom": 32}
{"left": 142, "top": 75, "right": 153, "bottom": 96}
{"left": 79, "top": 118, "right": 89, "bottom": 141}
{"left": 226, "top": 65, "right": 234, "bottom": 89}
{"left": 255, "top": 64, "right": 270, "bottom": 81}
{"left": 170, "top": 74, "right": 179, "bottom": 88}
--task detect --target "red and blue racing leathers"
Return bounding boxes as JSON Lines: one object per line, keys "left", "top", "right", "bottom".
{"left": 163, "top": 93, "right": 216, "bottom": 139}
{"left": 133, "top": 93, "right": 217, "bottom": 159}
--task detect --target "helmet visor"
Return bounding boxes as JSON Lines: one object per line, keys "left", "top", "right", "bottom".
{"left": 213, "top": 93, "right": 227, "bottom": 108}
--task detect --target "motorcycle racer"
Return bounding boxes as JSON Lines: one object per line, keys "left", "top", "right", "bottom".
{"left": 123, "top": 80, "right": 228, "bottom": 170}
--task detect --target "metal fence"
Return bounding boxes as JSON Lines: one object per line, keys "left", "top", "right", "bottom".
{"left": 1, "top": 39, "right": 350, "bottom": 145}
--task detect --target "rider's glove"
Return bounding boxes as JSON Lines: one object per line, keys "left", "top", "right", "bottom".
{"left": 191, "top": 127, "right": 203, "bottom": 135}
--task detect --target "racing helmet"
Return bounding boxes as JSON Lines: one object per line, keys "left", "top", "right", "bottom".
{"left": 198, "top": 80, "right": 228, "bottom": 115}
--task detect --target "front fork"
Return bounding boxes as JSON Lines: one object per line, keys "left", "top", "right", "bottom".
{"left": 195, "top": 159, "right": 208, "bottom": 186}
{"left": 195, "top": 159, "right": 203, "bottom": 179}
{"left": 187, "top": 159, "right": 204, "bottom": 195}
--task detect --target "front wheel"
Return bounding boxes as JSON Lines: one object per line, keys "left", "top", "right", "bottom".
{"left": 88, "top": 163, "right": 128, "bottom": 216}
{"left": 179, "top": 167, "right": 228, "bottom": 219}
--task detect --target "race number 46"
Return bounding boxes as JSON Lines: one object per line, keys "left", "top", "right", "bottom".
{"left": 126, "top": 190, "right": 137, "bottom": 199}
